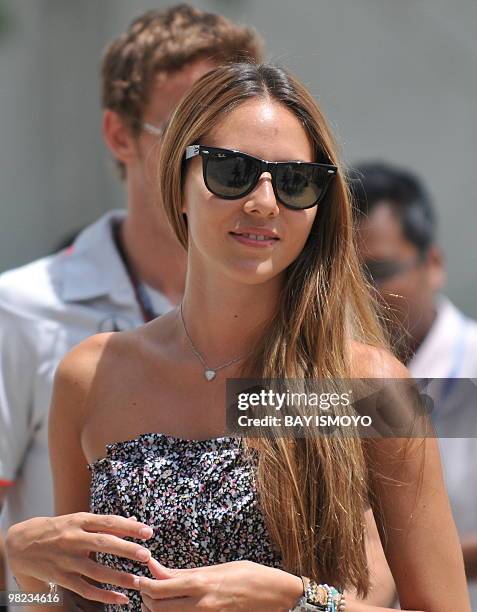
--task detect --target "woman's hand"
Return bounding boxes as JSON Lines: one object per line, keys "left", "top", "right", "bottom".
{"left": 139, "top": 557, "right": 303, "bottom": 611}
{"left": 6, "top": 512, "right": 154, "bottom": 606}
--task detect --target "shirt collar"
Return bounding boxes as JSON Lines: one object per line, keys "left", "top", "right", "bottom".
{"left": 59, "top": 210, "right": 134, "bottom": 305}
{"left": 408, "top": 295, "right": 464, "bottom": 378}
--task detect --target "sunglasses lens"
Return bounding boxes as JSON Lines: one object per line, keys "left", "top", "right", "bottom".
{"left": 275, "top": 164, "right": 329, "bottom": 209}
{"left": 206, "top": 152, "right": 258, "bottom": 198}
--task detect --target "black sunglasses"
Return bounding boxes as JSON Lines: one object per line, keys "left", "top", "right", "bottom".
{"left": 184, "top": 145, "right": 337, "bottom": 210}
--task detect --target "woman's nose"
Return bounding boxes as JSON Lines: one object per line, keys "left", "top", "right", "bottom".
{"left": 242, "top": 173, "right": 279, "bottom": 217}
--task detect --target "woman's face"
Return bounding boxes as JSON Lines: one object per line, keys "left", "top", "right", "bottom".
{"left": 182, "top": 98, "right": 317, "bottom": 286}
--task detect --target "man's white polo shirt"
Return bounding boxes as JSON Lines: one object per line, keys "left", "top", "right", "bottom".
{"left": 0, "top": 211, "right": 172, "bottom": 587}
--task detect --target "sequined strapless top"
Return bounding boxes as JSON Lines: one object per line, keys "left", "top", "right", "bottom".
{"left": 88, "top": 433, "right": 283, "bottom": 611}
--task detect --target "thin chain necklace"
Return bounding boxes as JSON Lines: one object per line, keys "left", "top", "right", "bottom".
{"left": 180, "top": 302, "right": 247, "bottom": 381}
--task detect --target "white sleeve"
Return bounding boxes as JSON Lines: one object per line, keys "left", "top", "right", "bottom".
{"left": 0, "top": 301, "right": 39, "bottom": 484}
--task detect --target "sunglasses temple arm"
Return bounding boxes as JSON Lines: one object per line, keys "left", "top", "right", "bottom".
{"left": 185, "top": 145, "right": 201, "bottom": 160}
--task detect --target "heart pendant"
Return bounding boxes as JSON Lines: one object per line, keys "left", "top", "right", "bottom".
{"left": 205, "top": 369, "right": 216, "bottom": 381}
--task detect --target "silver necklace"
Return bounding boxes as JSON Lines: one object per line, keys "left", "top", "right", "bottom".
{"left": 180, "top": 303, "right": 247, "bottom": 381}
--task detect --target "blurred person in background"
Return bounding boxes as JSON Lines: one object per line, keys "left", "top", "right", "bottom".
{"left": 353, "top": 161, "right": 477, "bottom": 608}
{"left": 0, "top": 4, "right": 395, "bottom": 609}
{"left": 0, "top": 1, "right": 263, "bottom": 600}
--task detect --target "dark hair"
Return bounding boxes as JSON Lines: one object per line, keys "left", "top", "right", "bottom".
{"left": 101, "top": 4, "right": 264, "bottom": 179}
{"left": 350, "top": 162, "right": 436, "bottom": 252}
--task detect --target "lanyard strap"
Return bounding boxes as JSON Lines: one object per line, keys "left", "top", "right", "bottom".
{"left": 111, "top": 220, "right": 158, "bottom": 323}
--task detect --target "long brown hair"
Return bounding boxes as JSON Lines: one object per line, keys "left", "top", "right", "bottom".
{"left": 158, "top": 63, "right": 387, "bottom": 595}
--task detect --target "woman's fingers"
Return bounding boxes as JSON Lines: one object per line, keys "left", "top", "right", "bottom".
{"left": 81, "top": 513, "right": 153, "bottom": 540}
{"left": 76, "top": 578, "right": 130, "bottom": 606}
{"left": 78, "top": 558, "right": 142, "bottom": 591}
{"left": 87, "top": 532, "right": 152, "bottom": 563}
{"left": 6, "top": 512, "right": 154, "bottom": 606}
{"left": 147, "top": 557, "right": 175, "bottom": 579}
{"left": 139, "top": 575, "right": 199, "bottom": 599}
{"left": 61, "top": 573, "right": 130, "bottom": 606}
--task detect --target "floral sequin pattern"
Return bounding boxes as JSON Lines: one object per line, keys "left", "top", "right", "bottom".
{"left": 88, "top": 433, "right": 283, "bottom": 611}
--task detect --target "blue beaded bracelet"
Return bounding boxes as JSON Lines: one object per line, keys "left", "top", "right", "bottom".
{"left": 289, "top": 579, "right": 345, "bottom": 611}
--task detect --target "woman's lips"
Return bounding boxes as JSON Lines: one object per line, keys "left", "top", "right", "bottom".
{"left": 229, "top": 231, "right": 280, "bottom": 248}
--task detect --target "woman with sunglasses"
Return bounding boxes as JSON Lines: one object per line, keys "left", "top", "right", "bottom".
{"left": 7, "top": 63, "right": 469, "bottom": 612}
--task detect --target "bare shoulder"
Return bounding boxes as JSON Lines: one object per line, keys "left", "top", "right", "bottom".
{"left": 52, "top": 330, "right": 139, "bottom": 422}
{"left": 352, "top": 342, "right": 429, "bottom": 468}
{"left": 55, "top": 332, "right": 116, "bottom": 388}
{"left": 349, "top": 340, "right": 410, "bottom": 379}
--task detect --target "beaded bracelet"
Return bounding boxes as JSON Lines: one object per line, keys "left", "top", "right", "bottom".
{"left": 320, "top": 583, "right": 346, "bottom": 612}
{"left": 289, "top": 578, "right": 345, "bottom": 611}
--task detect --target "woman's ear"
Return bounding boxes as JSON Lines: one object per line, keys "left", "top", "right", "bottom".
{"left": 102, "top": 109, "right": 138, "bottom": 169}
{"left": 181, "top": 181, "right": 189, "bottom": 214}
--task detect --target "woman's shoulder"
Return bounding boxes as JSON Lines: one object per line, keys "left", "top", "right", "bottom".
{"left": 349, "top": 340, "right": 410, "bottom": 379}
{"left": 58, "top": 330, "right": 131, "bottom": 373}
{"left": 54, "top": 330, "right": 141, "bottom": 405}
